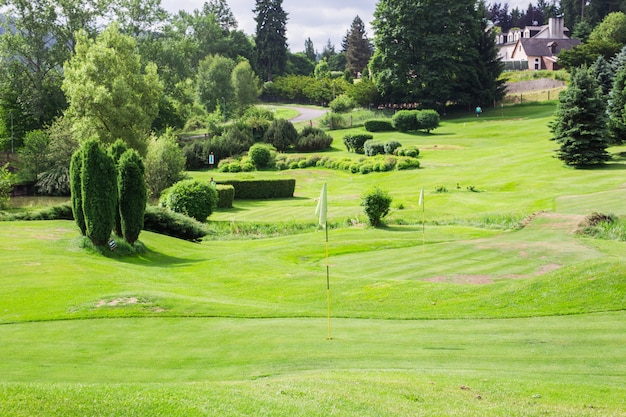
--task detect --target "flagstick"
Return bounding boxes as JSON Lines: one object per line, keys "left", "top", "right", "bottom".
{"left": 325, "top": 222, "right": 331, "bottom": 340}
{"left": 422, "top": 197, "right": 425, "bottom": 255}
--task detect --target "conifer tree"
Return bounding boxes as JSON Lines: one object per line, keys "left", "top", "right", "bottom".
{"left": 117, "top": 149, "right": 146, "bottom": 245}
{"left": 254, "top": 0, "right": 288, "bottom": 81}
{"left": 344, "top": 16, "right": 372, "bottom": 77}
{"left": 69, "top": 148, "right": 86, "bottom": 236}
{"left": 608, "top": 64, "right": 626, "bottom": 144}
{"left": 81, "top": 140, "right": 117, "bottom": 245}
{"left": 551, "top": 67, "right": 610, "bottom": 167}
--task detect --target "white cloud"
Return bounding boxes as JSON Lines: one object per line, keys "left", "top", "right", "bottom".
{"left": 159, "top": 1, "right": 529, "bottom": 53}
{"left": 161, "top": 0, "right": 376, "bottom": 52}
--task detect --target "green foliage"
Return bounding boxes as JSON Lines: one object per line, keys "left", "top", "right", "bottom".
{"left": 343, "top": 133, "right": 373, "bottom": 153}
{"left": 108, "top": 139, "right": 128, "bottom": 164}
{"left": 81, "top": 140, "right": 117, "bottom": 245}
{"left": 17, "top": 130, "right": 51, "bottom": 183}
{"left": 383, "top": 140, "right": 402, "bottom": 155}
{"left": 254, "top": 0, "right": 288, "bottom": 81}
{"left": 361, "top": 186, "right": 392, "bottom": 227}
{"left": 160, "top": 180, "right": 217, "bottom": 222}
{"left": 329, "top": 94, "right": 357, "bottom": 113}
{"left": 363, "top": 140, "right": 385, "bottom": 156}
{"left": 264, "top": 119, "right": 297, "bottom": 152}
{"left": 69, "top": 149, "right": 86, "bottom": 235}
{"left": 396, "top": 146, "right": 420, "bottom": 158}
{"left": 396, "top": 156, "right": 421, "bottom": 170}
{"left": 183, "top": 140, "right": 210, "bottom": 170}
{"left": 294, "top": 126, "right": 333, "bottom": 152}
{"left": 216, "top": 184, "right": 235, "bottom": 208}
{"left": 241, "top": 106, "right": 275, "bottom": 142}
{"left": 416, "top": 109, "right": 441, "bottom": 133}
{"left": 372, "top": 0, "right": 499, "bottom": 107}
{"left": 231, "top": 59, "right": 261, "bottom": 116}
{"left": 319, "top": 112, "right": 347, "bottom": 130}
{"left": 117, "top": 149, "right": 146, "bottom": 244}
{"left": 218, "top": 179, "right": 295, "bottom": 199}
{"left": 608, "top": 65, "right": 626, "bottom": 144}
{"left": 364, "top": 119, "right": 394, "bottom": 132}
{"left": 550, "top": 67, "right": 611, "bottom": 167}
{"left": 62, "top": 24, "right": 162, "bottom": 155}
{"left": 36, "top": 165, "right": 70, "bottom": 196}
{"left": 392, "top": 110, "right": 419, "bottom": 132}
{"left": 345, "top": 15, "right": 373, "bottom": 77}
{"left": 142, "top": 205, "right": 207, "bottom": 241}
{"left": 208, "top": 125, "right": 255, "bottom": 165}
{"left": 144, "top": 130, "right": 186, "bottom": 197}
{"left": 196, "top": 54, "right": 236, "bottom": 115}
{"left": 248, "top": 143, "right": 273, "bottom": 168}
{"left": 0, "top": 163, "right": 14, "bottom": 209}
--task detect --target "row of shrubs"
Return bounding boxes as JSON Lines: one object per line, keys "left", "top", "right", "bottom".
{"left": 364, "top": 109, "right": 441, "bottom": 133}
{"left": 274, "top": 153, "right": 420, "bottom": 174}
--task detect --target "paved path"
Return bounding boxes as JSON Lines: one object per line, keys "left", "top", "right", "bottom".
{"left": 286, "top": 106, "right": 328, "bottom": 122}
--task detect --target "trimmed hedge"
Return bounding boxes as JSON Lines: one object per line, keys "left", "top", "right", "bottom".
{"left": 216, "top": 184, "right": 235, "bottom": 208}
{"left": 143, "top": 205, "right": 207, "bottom": 241}
{"left": 217, "top": 179, "right": 296, "bottom": 199}
{"left": 392, "top": 110, "right": 420, "bottom": 132}
{"left": 364, "top": 119, "right": 395, "bottom": 132}
{"left": 160, "top": 180, "right": 217, "bottom": 222}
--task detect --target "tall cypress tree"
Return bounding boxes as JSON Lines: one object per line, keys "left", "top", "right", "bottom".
{"left": 254, "top": 0, "right": 288, "bottom": 81}
{"left": 550, "top": 67, "right": 611, "bottom": 167}
{"left": 345, "top": 16, "right": 373, "bottom": 77}
{"left": 81, "top": 140, "right": 117, "bottom": 245}
{"left": 69, "top": 148, "right": 86, "bottom": 236}
{"left": 117, "top": 149, "right": 146, "bottom": 245}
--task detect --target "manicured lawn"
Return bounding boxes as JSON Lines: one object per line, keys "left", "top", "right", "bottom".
{"left": 1, "top": 102, "right": 625, "bottom": 416}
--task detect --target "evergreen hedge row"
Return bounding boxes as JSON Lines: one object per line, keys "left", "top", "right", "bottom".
{"left": 216, "top": 184, "right": 235, "bottom": 208}
{"left": 217, "top": 179, "right": 296, "bottom": 199}
{"left": 117, "top": 149, "right": 146, "bottom": 244}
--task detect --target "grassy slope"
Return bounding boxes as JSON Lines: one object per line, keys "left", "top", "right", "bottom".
{"left": 1, "top": 102, "right": 625, "bottom": 416}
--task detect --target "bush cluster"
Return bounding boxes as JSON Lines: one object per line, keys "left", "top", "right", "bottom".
{"left": 343, "top": 133, "right": 373, "bottom": 153}
{"left": 294, "top": 126, "right": 333, "bottom": 152}
{"left": 392, "top": 109, "right": 441, "bottom": 133}
{"left": 364, "top": 119, "right": 395, "bottom": 132}
{"left": 396, "top": 146, "right": 420, "bottom": 158}
{"left": 247, "top": 143, "right": 273, "bottom": 168}
{"left": 363, "top": 139, "right": 402, "bottom": 156}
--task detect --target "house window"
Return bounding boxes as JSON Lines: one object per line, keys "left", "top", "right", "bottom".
{"left": 534, "top": 58, "right": 540, "bottom": 70}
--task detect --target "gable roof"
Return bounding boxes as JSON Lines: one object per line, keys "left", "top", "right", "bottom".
{"left": 514, "top": 38, "right": 581, "bottom": 58}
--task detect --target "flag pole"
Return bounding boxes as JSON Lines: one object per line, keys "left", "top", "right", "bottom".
{"left": 315, "top": 183, "right": 331, "bottom": 340}
{"left": 325, "top": 222, "right": 331, "bottom": 340}
{"left": 419, "top": 186, "right": 425, "bottom": 255}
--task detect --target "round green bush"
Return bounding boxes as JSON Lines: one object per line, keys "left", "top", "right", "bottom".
{"left": 160, "top": 180, "right": 217, "bottom": 222}
{"left": 392, "top": 110, "right": 419, "bottom": 132}
{"left": 361, "top": 187, "right": 392, "bottom": 227}
{"left": 248, "top": 143, "right": 273, "bottom": 168}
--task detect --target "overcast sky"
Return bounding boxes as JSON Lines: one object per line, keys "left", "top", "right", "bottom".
{"left": 161, "top": 1, "right": 531, "bottom": 53}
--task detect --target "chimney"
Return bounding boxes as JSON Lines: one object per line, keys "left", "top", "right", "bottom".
{"left": 549, "top": 17, "right": 565, "bottom": 39}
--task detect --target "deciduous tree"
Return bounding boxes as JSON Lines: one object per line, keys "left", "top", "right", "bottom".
{"left": 62, "top": 23, "right": 162, "bottom": 155}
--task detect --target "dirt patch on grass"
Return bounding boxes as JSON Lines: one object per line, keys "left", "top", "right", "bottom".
{"left": 94, "top": 297, "right": 166, "bottom": 313}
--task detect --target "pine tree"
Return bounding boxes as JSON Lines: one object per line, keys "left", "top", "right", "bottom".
{"left": 591, "top": 55, "right": 614, "bottom": 97}
{"left": 304, "top": 37, "right": 316, "bottom": 62}
{"left": 254, "top": 0, "right": 288, "bottom": 81}
{"left": 608, "top": 64, "right": 626, "bottom": 144}
{"left": 345, "top": 16, "right": 373, "bottom": 77}
{"left": 551, "top": 67, "right": 611, "bottom": 167}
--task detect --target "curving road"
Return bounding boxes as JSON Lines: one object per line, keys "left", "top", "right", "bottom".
{"left": 287, "top": 106, "right": 328, "bottom": 122}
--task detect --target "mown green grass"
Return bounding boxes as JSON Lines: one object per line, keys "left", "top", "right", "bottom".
{"left": 1, "top": 102, "right": 625, "bottom": 416}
